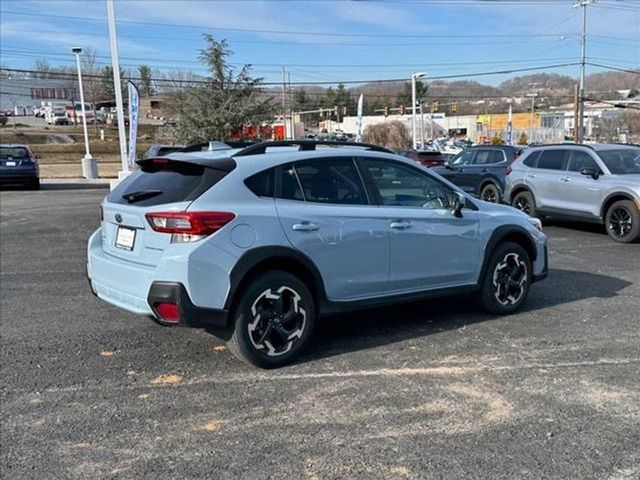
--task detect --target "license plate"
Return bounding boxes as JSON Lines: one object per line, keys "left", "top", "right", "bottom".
{"left": 115, "top": 226, "right": 136, "bottom": 251}
{"left": 6, "top": 161, "right": 16, "bottom": 167}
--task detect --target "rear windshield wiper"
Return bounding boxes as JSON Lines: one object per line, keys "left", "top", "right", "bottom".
{"left": 122, "top": 189, "right": 162, "bottom": 203}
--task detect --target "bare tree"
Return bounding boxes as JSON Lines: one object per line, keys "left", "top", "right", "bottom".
{"left": 363, "top": 120, "right": 411, "bottom": 150}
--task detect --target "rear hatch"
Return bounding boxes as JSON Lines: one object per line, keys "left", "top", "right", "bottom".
{"left": 101, "top": 157, "right": 234, "bottom": 266}
{"left": 0, "top": 146, "right": 34, "bottom": 169}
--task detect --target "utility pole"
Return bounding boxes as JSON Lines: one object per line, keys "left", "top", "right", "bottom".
{"left": 574, "top": 0, "right": 596, "bottom": 143}
{"left": 281, "top": 66, "right": 287, "bottom": 139}
{"left": 419, "top": 102, "right": 425, "bottom": 149}
{"left": 573, "top": 83, "right": 580, "bottom": 143}
{"left": 526, "top": 83, "right": 539, "bottom": 144}
{"left": 288, "top": 71, "right": 294, "bottom": 140}
{"left": 411, "top": 72, "right": 427, "bottom": 150}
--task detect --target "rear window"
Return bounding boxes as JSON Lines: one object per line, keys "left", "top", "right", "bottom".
{"left": 156, "top": 147, "right": 183, "bottom": 156}
{"left": 107, "top": 162, "right": 231, "bottom": 206}
{"left": 0, "top": 147, "right": 29, "bottom": 159}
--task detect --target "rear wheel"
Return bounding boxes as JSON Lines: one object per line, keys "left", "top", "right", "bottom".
{"left": 605, "top": 200, "right": 640, "bottom": 243}
{"left": 511, "top": 190, "right": 536, "bottom": 216}
{"left": 227, "top": 271, "right": 315, "bottom": 368}
{"left": 478, "top": 242, "right": 531, "bottom": 315}
{"left": 480, "top": 183, "right": 501, "bottom": 203}
{"left": 28, "top": 179, "right": 40, "bottom": 190}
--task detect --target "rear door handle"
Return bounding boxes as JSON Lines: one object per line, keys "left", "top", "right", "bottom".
{"left": 390, "top": 220, "right": 411, "bottom": 230}
{"left": 560, "top": 177, "right": 571, "bottom": 182}
{"left": 527, "top": 174, "right": 536, "bottom": 179}
{"left": 292, "top": 221, "right": 318, "bottom": 232}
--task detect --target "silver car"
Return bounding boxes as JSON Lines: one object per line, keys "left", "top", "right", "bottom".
{"left": 505, "top": 144, "right": 640, "bottom": 243}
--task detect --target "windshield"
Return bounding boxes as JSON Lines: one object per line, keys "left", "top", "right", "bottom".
{"left": 597, "top": 148, "right": 640, "bottom": 175}
{"left": 0, "top": 147, "right": 29, "bottom": 159}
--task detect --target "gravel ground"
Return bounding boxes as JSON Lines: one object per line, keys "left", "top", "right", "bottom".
{"left": 1, "top": 186, "right": 639, "bottom": 480}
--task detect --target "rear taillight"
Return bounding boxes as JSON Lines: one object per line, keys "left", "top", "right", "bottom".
{"left": 153, "top": 302, "right": 180, "bottom": 323}
{"left": 505, "top": 165, "right": 513, "bottom": 176}
{"left": 145, "top": 211, "right": 235, "bottom": 242}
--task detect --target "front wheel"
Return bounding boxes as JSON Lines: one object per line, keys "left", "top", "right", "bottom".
{"left": 227, "top": 271, "right": 315, "bottom": 368}
{"left": 605, "top": 200, "right": 640, "bottom": 243}
{"left": 478, "top": 242, "right": 532, "bottom": 315}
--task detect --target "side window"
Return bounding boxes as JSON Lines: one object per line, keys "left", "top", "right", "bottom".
{"left": 523, "top": 151, "right": 540, "bottom": 168}
{"left": 451, "top": 149, "right": 474, "bottom": 165}
{"left": 364, "top": 160, "right": 451, "bottom": 209}
{"left": 294, "top": 158, "right": 368, "bottom": 205}
{"left": 279, "top": 165, "right": 304, "bottom": 201}
{"left": 474, "top": 149, "right": 504, "bottom": 165}
{"left": 567, "top": 151, "right": 599, "bottom": 172}
{"left": 245, "top": 168, "right": 274, "bottom": 197}
{"left": 537, "top": 150, "right": 567, "bottom": 170}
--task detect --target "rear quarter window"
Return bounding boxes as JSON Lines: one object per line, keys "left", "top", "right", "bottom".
{"left": 245, "top": 168, "right": 274, "bottom": 198}
{"left": 522, "top": 151, "right": 541, "bottom": 167}
{"left": 107, "top": 162, "right": 231, "bottom": 206}
{"left": 537, "top": 150, "right": 568, "bottom": 170}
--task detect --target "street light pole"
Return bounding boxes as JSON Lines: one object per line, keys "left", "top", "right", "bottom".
{"left": 72, "top": 47, "right": 98, "bottom": 179}
{"left": 574, "top": 0, "right": 596, "bottom": 143}
{"left": 411, "top": 72, "right": 427, "bottom": 150}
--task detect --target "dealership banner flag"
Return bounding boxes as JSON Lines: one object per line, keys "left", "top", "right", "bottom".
{"left": 127, "top": 81, "right": 139, "bottom": 168}
{"left": 355, "top": 94, "right": 364, "bottom": 142}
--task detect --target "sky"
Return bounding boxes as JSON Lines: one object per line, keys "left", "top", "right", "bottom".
{"left": 1, "top": 0, "right": 638, "bottom": 87}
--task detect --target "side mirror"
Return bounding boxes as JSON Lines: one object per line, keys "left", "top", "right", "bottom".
{"left": 452, "top": 191, "right": 465, "bottom": 218}
{"left": 444, "top": 161, "right": 453, "bottom": 170}
{"left": 580, "top": 168, "right": 600, "bottom": 180}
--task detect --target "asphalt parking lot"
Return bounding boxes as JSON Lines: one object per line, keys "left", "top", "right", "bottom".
{"left": 1, "top": 186, "right": 639, "bottom": 480}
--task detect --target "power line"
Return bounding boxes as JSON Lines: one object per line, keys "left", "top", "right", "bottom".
{"left": 1, "top": 62, "right": 581, "bottom": 86}
{"left": 0, "top": 9, "right": 592, "bottom": 39}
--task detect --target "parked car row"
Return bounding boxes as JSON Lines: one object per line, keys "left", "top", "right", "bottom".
{"left": 402, "top": 143, "right": 640, "bottom": 244}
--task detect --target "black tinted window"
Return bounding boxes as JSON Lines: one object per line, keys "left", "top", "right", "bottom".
{"left": 279, "top": 165, "right": 304, "bottom": 201}
{"left": 597, "top": 148, "right": 640, "bottom": 174}
{"left": 523, "top": 151, "right": 540, "bottom": 167}
{"left": 107, "top": 162, "right": 230, "bottom": 206}
{"left": 537, "top": 150, "right": 567, "bottom": 170}
{"left": 473, "top": 149, "right": 504, "bottom": 165}
{"left": 451, "top": 149, "right": 474, "bottom": 165}
{"left": 0, "top": 147, "right": 29, "bottom": 159}
{"left": 364, "top": 160, "right": 451, "bottom": 209}
{"left": 245, "top": 169, "right": 274, "bottom": 197}
{"left": 294, "top": 158, "right": 367, "bottom": 205}
{"left": 567, "top": 151, "right": 598, "bottom": 172}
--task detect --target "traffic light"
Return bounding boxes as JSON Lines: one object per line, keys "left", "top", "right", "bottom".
{"left": 399, "top": 105, "right": 405, "bottom": 115}
{"left": 431, "top": 101, "right": 439, "bottom": 113}
{"left": 451, "top": 101, "right": 457, "bottom": 114}
{"left": 383, "top": 105, "right": 389, "bottom": 117}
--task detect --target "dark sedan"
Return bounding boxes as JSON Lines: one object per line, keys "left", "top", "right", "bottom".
{"left": 0, "top": 144, "right": 40, "bottom": 189}
{"left": 432, "top": 145, "right": 525, "bottom": 203}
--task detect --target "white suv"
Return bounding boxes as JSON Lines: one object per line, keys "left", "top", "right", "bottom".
{"left": 505, "top": 144, "right": 640, "bottom": 243}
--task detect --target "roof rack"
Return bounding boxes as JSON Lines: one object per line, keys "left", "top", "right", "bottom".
{"left": 233, "top": 140, "right": 393, "bottom": 157}
{"left": 527, "top": 143, "right": 595, "bottom": 150}
{"left": 178, "top": 141, "right": 257, "bottom": 153}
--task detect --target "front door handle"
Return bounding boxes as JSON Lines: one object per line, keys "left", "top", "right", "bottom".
{"left": 560, "top": 177, "right": 571, "bottom": 182}
{"left": 292, "top": 221, "right": 318, "bottom": 232}
{"left": 390, "top": 220, "right": 411, "bottom": 230}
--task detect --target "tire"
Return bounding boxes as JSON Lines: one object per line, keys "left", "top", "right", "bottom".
{"left": 478, "top": 242, "right": 532, "bottom": 315}
{"left": 605, "top": 200, "right": 640, "bottom": 243}
{"left": 28, "top": 179, "right": 40, "bottom": 190}
{"left": 511, "top": 190, "right": 536, "bottom": 217}
{"left": 480, "top": 183, "right": 501, "bottom": 203}
{"left": 227, "top": 270, "right": 316, "bottom": 368}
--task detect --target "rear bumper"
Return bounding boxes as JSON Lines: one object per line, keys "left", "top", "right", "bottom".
{"left": 0, "top": 170, "right": 38, "bottom": 184}
{"left": 148, "top": 282, "right": 229, "bottom": 329}
{"left": 86, "top": 228, "right": 233, "bottom": 328}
